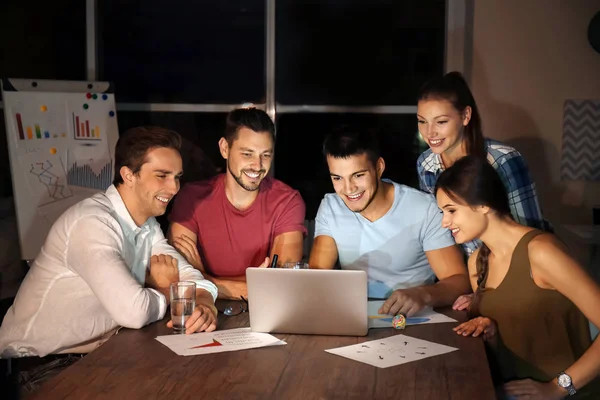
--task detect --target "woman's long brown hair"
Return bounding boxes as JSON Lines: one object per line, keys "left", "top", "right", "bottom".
{"left": 434, "top": 156, "right": 513, "bottom": 316}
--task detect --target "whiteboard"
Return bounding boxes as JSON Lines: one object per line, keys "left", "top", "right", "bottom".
{"left": 1, "top": 78, "right": 119, "bottom": 260}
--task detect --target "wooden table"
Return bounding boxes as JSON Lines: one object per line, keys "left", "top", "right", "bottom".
{"left": 31, "top": 302, "right": 495, "bottom": 399}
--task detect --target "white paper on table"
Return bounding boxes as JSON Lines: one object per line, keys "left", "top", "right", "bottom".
{"left": 368, "top": 301, "right": 457, "bottom": 329}
{"left": 325, "top": 334, "right": 458, "bottom": 368}
{"left": 155, "top": 327, "right": 286, "bottom": 356}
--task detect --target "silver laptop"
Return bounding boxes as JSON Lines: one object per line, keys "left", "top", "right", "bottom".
{"left": 246, "top": 268, "right": 368, "bottom": 336}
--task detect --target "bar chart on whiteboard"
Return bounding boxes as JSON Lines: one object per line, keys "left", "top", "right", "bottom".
{"left": 12, "top": 103, "right": 68, "bottom": 142}
{"left": 66, "top": 160, "right": 112, "bottom": 190}
{"left": 15, "top": 112, "right": 68, "bottom": 140}
{"left": 72, "top": 112, "right": 102, "bottom": 140}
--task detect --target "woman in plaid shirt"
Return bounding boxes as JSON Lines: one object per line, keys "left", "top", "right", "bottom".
{"left": 415, "top": 71, "right": 552, "bottom": 258}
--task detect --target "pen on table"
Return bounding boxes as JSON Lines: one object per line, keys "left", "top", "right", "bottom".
{"left": 270, "top": 254, "right": 278, "bottom": 268}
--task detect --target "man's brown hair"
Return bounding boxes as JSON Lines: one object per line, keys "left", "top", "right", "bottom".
{"left": 112, "top": 126, "right": 182, "bottom": 186}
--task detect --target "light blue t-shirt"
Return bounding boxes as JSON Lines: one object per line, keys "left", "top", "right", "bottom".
{"left": 314, "top": 180, "right": 455, "bottom": 298}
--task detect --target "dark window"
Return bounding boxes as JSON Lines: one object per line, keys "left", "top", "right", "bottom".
{"left": 99, "top": 1, "right": 265, "bottom": 104}
{"left": 0, "top": 0, "right": 86, "bottom": 100}
{"left": 274, "top": 113, "right": 427, "bottom": 219}
{"left": 276, "top": 0, "right": 446, "bottom": 105}
{"left": 0, "top": 0, "right": 85, "bottom": 195}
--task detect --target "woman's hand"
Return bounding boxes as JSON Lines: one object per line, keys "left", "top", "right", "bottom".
{"left": 503, "top": 379, "right": 566, "bottom": 400}
{"left": 453, "top": 316, "right": 497, "bottom": 343}
{"left": 452, "top": 293, "right": 474, "bottom": 311}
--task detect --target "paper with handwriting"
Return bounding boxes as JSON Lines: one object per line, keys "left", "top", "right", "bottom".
{"left": 325, "top": 334, "right": 458, "bottom": 368}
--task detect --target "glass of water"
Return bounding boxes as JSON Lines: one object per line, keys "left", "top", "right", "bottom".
{"left": 170, "top": 281, "right": 196, "bottom": 334}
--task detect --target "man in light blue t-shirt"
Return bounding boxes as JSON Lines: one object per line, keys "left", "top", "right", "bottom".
{"left": 309, "top": 127, "right": 470, "bottom": 316}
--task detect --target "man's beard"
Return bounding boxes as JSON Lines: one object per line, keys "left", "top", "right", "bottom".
{"left": 228, "top": 162, "right": 264, "bottom": 192}
{"left": 346, "top": 179, "right": 379, "bottom": 214}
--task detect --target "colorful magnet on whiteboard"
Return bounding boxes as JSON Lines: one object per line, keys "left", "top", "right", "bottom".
{"left": 86, "top": 93, "right": 92, "bottom": 99}
{"left": 61, "top": 133, "right": 66, "bottom": 137}
{"left": 102, "top": 94, "right": 108, "bottom": 100}
{"left": 49, "top": 147, "right": 57, "bottom": 155}
{"left": 109, "top": 110, "right": 115, "bottom": 117}
{"left": 40, "top": 105, "right": 47, "bottom": 112}
{"left": 83, "top": 103, "right": 89, "bottom": 110}
{"left": 92, "top": 94, "right": 98, "bottom": 100}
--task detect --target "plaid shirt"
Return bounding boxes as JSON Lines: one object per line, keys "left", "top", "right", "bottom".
{"left": 417, "top": 138, "right": 553, "bottom": 256}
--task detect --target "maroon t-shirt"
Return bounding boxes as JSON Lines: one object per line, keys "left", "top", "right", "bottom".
{"left": 169, "top": 174, "right": 307, "bottom": 277}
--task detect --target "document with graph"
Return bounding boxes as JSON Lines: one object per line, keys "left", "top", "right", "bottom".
{"left": 156, "top": 328, "right": 286, "bottom": 356}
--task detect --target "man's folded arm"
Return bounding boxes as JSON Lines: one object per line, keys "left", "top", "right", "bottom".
{"left": 67, "top": 217, "right": 166, "bottom": 329}
{"left": 153, "top": 222, "right": 218, "bottom": 301}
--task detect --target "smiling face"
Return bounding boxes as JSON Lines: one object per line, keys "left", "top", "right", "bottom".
{"left": 417, "top": 98, "right": 471, "bottom": 158}
{"left": 436, "top": 188, "right": 489, "bottom": 243}
{"left": 327, "top": 153, "right": 383, "bottom": 214}
{"left": 127, "top": 147, "right": 183, "bottom": 223}
{"left": 220, "top": 127, "right": 273, "bottom": 192}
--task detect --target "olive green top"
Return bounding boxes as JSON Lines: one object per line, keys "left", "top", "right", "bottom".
{"left": 477, "top": 230, "right": 599, "bottom": 397}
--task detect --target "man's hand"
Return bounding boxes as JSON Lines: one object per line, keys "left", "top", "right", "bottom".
{"left": 167, "top": 290, "right": 218, "bottom": 334}
{"left": 453, "top": 316, "right": 497, "bottom": 343}
{"left": 378, "top": 287, "right": 431, "bottom": 317}
{"left": 167, "top": 303, "right": 217, "bottom": 334}
{"left": 452, "top": 294, "right": 474, "bottom": 311}
{"left": 172, "top": 234, "right": 205, "bottom": 273}
{"left": 258, "top": 256, "right": 271, "bottom": 268}
{"left": 503, "top": 379, "right": 566, "bottom": 400}
{"left": 146, "top": 254, "right": 179, "bottom": 290}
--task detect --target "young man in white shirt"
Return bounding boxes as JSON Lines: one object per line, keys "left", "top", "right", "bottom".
{"left": 0, "top": 127, "right": 218, "bottom": 394}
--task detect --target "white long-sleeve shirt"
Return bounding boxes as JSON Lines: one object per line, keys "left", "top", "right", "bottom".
{"left": 0, "top": 185, "right": 217, "bottom": 358}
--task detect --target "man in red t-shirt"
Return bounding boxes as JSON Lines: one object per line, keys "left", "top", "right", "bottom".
{"left": 168, "top": 108, "right": 307, "bottom": 299}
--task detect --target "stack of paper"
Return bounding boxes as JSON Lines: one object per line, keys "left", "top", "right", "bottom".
{"left": 156, "top": 328, "right": 286, "bottom": 356}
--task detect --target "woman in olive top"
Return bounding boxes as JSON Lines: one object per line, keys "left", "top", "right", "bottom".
{"left": 435, "top": 156, "right": 600, "bottom": 399}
